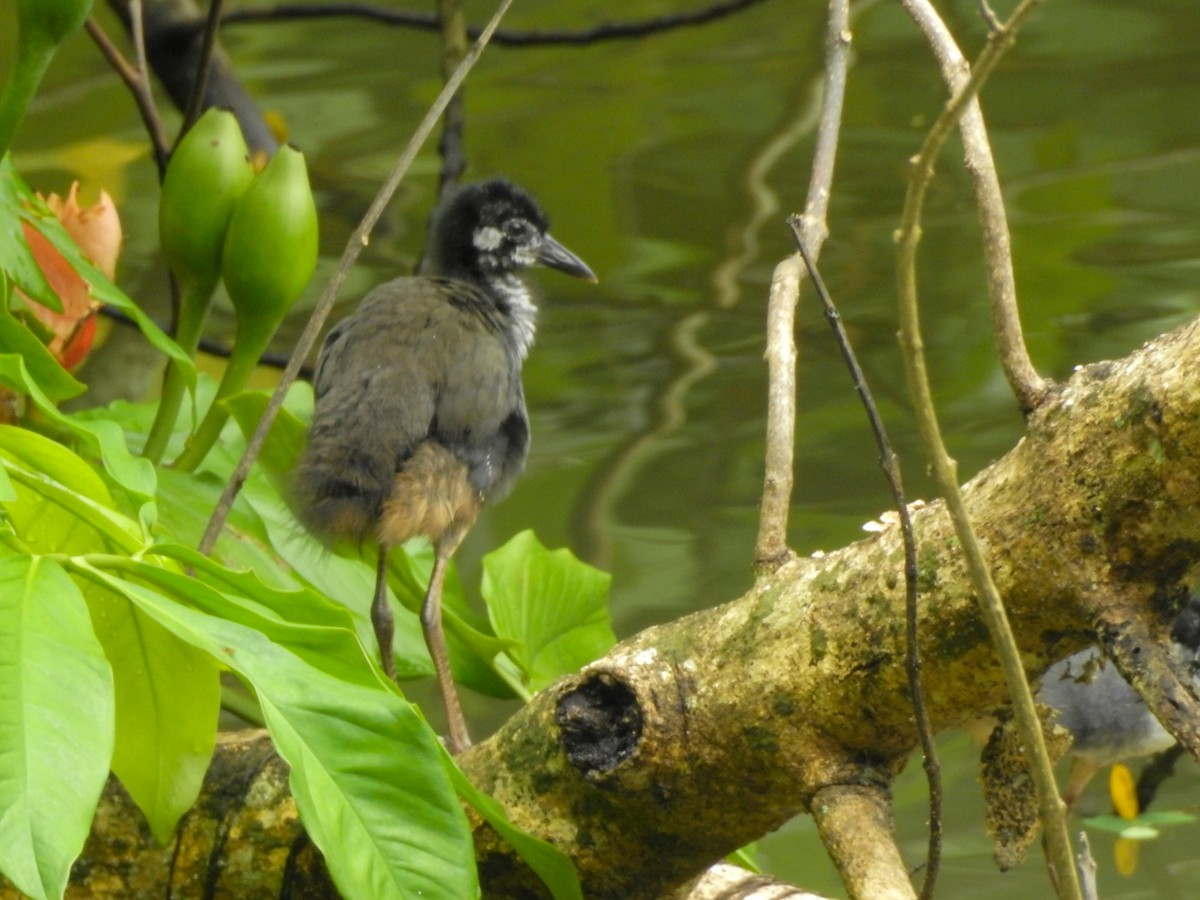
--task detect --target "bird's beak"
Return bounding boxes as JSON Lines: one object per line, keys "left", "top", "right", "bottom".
{"left": 537, "top": 234, "right": 598, "bottom": 282}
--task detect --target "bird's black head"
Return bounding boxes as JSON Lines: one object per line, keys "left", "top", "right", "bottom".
{"left": 427, "top": 178, "right": 596, "bottom": 285}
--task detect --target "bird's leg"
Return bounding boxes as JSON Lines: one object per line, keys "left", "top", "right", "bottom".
{"left": 372, "top": 546, "right": 397, "bottom": 681}
{"left": 421, "top": 538, "right": 471, "bottom": 754}
{"left": 1063, "top": 758, "right": 1100, "bottom": 812}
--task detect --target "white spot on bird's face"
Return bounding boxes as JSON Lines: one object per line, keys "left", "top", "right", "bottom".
{"left": 512, "top": 242, "right": 537, "bottom": 267}
{"left": 474, "top": 226, "right": 503, "bottom": 251}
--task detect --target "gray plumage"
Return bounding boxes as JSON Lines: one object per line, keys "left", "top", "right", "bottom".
{"left": 296, "top": 276, "right": 528, "bottom": 544}
{"left": 1038, "top": 593, "right": 1200, "bottom": 806}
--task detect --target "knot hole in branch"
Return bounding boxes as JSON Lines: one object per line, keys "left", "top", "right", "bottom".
{"left": 556, "top": 672, "right": 643, "bottom": 778}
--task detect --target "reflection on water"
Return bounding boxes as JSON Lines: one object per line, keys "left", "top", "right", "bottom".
{"left": 6, "top": 0, "right": 1200, "bottom": 894}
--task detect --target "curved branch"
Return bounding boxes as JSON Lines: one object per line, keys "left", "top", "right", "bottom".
{"left": 755, "top": 0, "right": 850, "bottom": 566}
{"left": 892, "top": 1, "right": 1076, "bottom": 895}
{"left": 899, "top": 0, "right": 1052, "bottom": 413}
{"left": 84, "top": 15, "right": 171, "bottom": 176}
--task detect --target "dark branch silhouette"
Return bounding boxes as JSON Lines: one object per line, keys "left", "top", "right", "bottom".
{"left": 216, "top": 0, "right": 774, "bottom": 46}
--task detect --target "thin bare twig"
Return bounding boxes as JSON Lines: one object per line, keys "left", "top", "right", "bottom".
{"left": 977, "top": 0, "right": 1002, "bottom": 32}
{"left": 899, "top": 0, "right": 1051, "bottom": 413}
{"left": 181, "top": 0, "right": 225, "bottom": 134}
{"left": 789, "top": 223, "right": 941, "bottom": 899}
{"left": 893, "top": 1, "right": 1079, "bottom": 898}
{"left": 1076, "top": 831, "right": 1098, "bottom": 900}
{"left": 755, "top": 0, "right": 850, "bottom": 567}
{"left": 196, "top": 0, "right": 516, "bottom": 558}
{"left": 217, "top": 0, "right": 772, "bottom": 45}
{"left": 435, "top": 0, "right": 469, "bottom": 200}
{"left": 83, "top": 17, "right": 170, "bottom": 174}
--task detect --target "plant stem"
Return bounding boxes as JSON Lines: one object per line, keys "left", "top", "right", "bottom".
{"left": 893, "top": 1, "right": 1078, "bottom": 897}
{"left": 142, "top": 277, "right": 217, "bottom": 463}
{"left": 171, "top": 318, "right": 270, "bottom": 473}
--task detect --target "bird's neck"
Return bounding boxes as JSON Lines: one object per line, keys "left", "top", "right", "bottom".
{"left": 485, "top": 273, "right": 538, "bottom": 360}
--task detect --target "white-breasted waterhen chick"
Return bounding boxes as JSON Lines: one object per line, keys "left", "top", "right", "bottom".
{"left": 296, "top": 179, "right": 596, "bottom": 752}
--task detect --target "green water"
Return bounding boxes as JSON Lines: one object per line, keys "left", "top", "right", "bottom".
{"left": 4, "top": 0, "right": 1200, "bottom": 895}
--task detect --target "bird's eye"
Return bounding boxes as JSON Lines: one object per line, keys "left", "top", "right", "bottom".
{"left": 504, "top": 219, "right": 532, "bottom": 241}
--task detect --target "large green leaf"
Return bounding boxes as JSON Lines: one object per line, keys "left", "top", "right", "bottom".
{"left": 0, "top": 423, "right": 141, "bottom": 554}
{"left": 483, "top": 531, "right": 615, "bottom": 693}
{"left": 150, "top": 542, "right": 356, "bottom": 632}
{"left": 77, "top": 559, "right": 479, "bottom": 900}
{"left": 0, "top": 556, "right": 114, "bottom": 900}
{"left": 89, "top": 585, "right": 221, "bottom": 845}
{"left": 154, "top": 466, "right": 292, "bottom": 585}
{"left": 0, "top": 427, "right": 219, "bottom": 842}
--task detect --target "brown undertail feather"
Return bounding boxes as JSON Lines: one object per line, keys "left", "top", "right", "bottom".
{"left": 379, "top": 443, "right": 481, "bottom": 550}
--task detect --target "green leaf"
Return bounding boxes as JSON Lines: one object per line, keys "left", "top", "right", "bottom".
{"left": 0, "top": 556, "right": 114, "bottom": 900}
{"left": 71, "top": 416, "right": 158, "bottom": 507}
{"left": 0, "top": 357, "right": 157, "bottom": 507}
{"left": 77, "top": 559, "right": 479, "bottom": 900}
{"left": 0, "top": 424, "right": 142, "bottom": 553}
{"left": 0, "top": 427, "right": 218, "bottom": 841}
{"left": 226, "top": 384, "right": 311, "bottom": 484}
{"left": 88, "top": 582, "right": 221, "bottom": 845}
{"left": 10, "top": 166, "right": 191, "bottom": 372}
{"left": 0, "top": 309, "right": 84, "bottom": 401}
{"left": 149, "top": 542, "right": 357, "bottom": 632}
{"left": 447, "top": 755, "right": 582, "bottom": 900}
{"left": 0, "top": 157, "right": 56, "bottom": 310}
{"left": 483, "top": 531, "right": 616, "bottom": 693}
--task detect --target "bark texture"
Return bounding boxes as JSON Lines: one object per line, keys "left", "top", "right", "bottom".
{"left": 0, "top": 732, "right": 335, "bottom": 900}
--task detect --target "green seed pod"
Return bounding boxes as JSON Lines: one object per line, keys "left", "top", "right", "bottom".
{"left": 172, "top": 145, "right": 317, "bottom": 473}
{"left": 220, "top": 144, "right": 318, "bottom": 327}
{"left": 159, "top": 108, "right": 254, "bottom": 297}
{"left": 144, "top": 109, "right": 254, "bottom": 464}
